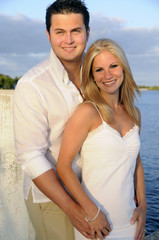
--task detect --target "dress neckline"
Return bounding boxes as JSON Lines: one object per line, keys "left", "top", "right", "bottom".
{"left": 103, "top": 121, "right": 138, "bottom": 139}
{"left": 84, "top": 101, "right": 138, "bottom": 139}
{"left": 88, "top": 121, "right": 138, "bottom": 140}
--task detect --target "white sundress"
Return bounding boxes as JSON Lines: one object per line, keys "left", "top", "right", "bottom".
{"left": 75, "top": 102, "right": 140, "bottom": 240}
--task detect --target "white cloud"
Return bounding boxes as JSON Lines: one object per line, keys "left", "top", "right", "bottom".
{"left": 0, "top": 13, "right": 159, "bottom": 86}
{"left": 0, "top": 14, "right": 50, "bottom": 54}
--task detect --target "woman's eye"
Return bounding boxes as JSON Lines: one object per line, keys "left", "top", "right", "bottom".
{"left": 111, "top": 64, "right": 118, "bottom": 68}
{"left": 95, "top": 68, "right": 103, "bottom": 72}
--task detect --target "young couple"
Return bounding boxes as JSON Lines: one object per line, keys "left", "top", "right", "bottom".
{"left": 13, "top": 0, "right": 147, "bottom": 240}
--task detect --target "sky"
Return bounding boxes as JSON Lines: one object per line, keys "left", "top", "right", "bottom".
{"left": 0, "top": 0, "right": 159, "bottom": 86}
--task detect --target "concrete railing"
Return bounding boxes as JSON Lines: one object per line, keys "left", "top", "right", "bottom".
{"left": 0, "top": 90, "right": 35, "bottom": 240}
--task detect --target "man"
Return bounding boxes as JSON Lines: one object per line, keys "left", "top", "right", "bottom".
{"left": 13, "top": 1, "right": 91, "bottom": 239}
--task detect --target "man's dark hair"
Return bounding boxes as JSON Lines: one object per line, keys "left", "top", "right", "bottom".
{"left": 46, "top": 0, "right": 90, "bottom": 34}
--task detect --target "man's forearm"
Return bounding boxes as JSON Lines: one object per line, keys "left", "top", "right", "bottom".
{"left": 33, "top": 168, "right": 76, "bottom": 214}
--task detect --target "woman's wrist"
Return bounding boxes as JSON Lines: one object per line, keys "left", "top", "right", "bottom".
{"left": 137, "top": 200, "right": 147, "bottom": 216}
{"left": 137, "top": 198, "right": 147, "bottom": 208}
{"left": 85, "top": 206, "right": 100, "bottom": 223}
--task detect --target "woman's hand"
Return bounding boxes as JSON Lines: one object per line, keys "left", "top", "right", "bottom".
{"left": 86, "top": 209, "right": 111, "bottom": 239}
{"left": 130, "top": 205, "right": 147, "bottom": 240}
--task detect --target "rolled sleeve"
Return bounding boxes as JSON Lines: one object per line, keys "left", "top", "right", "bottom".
{"left": 21, "top": 151, "right": 52, "bottom": 179}
{"left": 13, "top": 81, "right": 52, "bottom": 179}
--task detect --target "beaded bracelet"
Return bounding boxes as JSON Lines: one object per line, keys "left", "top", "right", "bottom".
{"left": 85, "top": 206, "right": 100, "bottom": 223}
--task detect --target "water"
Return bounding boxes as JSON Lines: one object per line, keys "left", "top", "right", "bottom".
{"left": 137, "top": 91, "right": 159, "bottom": 235}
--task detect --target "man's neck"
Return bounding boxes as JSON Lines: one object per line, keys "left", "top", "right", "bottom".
{"left": 63, "top": 61, "right": 81, "bottom": 90}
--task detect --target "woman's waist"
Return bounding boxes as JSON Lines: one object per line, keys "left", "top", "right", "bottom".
{"left": 82, "top": 180, "right": 136, "bottom": 224}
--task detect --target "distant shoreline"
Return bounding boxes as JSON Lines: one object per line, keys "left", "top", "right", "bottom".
{"left": 138, "top": 86, "right": 159, "bottom": 91}
{"left": 139, "top": 88, "right": 149, "bottom": 91}
{"left": 0, "top": 87, "right": 159, "bottom": 93}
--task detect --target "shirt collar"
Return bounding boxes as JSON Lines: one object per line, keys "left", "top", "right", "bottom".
{"left": 49, "top": 49, "right": 69, "bottom": 84}
{"left": 49, "top": 49, "right": 70, "bottom": 85}
{"left": 49, "top": 48, "right": 83, "bottom": 86}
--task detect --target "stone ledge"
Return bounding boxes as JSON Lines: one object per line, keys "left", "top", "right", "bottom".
{"left": 145, "top": 230, "right": 159, "bottom": 240}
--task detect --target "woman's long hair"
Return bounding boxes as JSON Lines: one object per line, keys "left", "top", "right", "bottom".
{"left": 81, "top": 38, "right": 140, "bottom": 125}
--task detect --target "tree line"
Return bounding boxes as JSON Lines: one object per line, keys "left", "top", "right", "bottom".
{"left": 0, "top": 74, "right": 19, "bottom": 89}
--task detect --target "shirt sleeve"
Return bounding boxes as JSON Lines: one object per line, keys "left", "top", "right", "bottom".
{"left": 13, "top": 81, "right": 52, "bottom": 179}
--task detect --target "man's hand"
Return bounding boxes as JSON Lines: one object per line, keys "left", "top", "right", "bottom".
{"left": 68, "top": 203, "right": 92, "bottom": 239}
{"left": 130, "top": 206, "right": 147, "bottom": 240}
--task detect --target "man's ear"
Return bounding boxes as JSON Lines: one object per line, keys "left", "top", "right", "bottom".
{"left": 46, "top": 30, "right": 51, "bottom": 42}
{"left": 86, "top": 27, "right": 90, "bottom": 42}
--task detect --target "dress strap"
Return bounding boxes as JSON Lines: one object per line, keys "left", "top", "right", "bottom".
{"left": 84, "top": 101, "right": 104, "bottom": 123}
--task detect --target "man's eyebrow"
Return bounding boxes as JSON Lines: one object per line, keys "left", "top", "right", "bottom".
{"left": 54, "top": 28, "right": 64, "bottom": 31}
{"left": 72, "top": 27, "right": 82, "bottom": 30}
{"left": 54, "top": 27, "right": 82, "bottom": 31}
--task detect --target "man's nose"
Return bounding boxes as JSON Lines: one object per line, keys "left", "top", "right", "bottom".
{"left": 65, "top": 33, "right": 74, "bottom": 43}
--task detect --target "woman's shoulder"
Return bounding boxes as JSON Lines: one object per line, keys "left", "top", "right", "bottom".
{"left": 77, "top": 101, "right": 99, "bottom": 118}
{"left": 70, "top": 101, "right": 101, "bottom": 125}
{"left": 67, "top": 101, "right": 103, "bottom": 132}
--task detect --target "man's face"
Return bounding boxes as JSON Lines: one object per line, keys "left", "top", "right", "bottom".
{"left": 47, "top": 13, "right": 90, "bottom": 66}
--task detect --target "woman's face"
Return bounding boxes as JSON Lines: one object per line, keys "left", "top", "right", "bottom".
{"left": 92, "top": 50, "right": 124, "bottom": 97}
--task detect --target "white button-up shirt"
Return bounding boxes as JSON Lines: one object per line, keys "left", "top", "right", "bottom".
{"left": 13, "top": 49, "right": 83, "bottom": 203}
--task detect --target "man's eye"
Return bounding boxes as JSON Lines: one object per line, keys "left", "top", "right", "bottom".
{"left": 73, "top": 29, "right": 81, "bottom": 34}
{"left": 56, "top": 31, "right": 63, "bottom": 34}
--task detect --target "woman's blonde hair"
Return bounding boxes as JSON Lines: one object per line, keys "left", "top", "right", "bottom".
{"left": 81, "top": 38, "right": 140, "bottom": 125}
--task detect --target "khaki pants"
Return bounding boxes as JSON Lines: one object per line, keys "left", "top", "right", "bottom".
{"left": 25, "top": 190, "right": 75, "bottom": 240}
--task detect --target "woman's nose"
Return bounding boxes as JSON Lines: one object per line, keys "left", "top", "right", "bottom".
{"left": 104, "top": 69, "right": 113, "bottom": 79}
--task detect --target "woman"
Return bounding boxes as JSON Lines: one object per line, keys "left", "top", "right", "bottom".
{"left": 56, "top": 39, "right": 147, "bottom": 240}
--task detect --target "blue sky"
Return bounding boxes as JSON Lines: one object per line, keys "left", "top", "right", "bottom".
{"left": 0, "top": 0, "right": 159, "bottom": 86}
